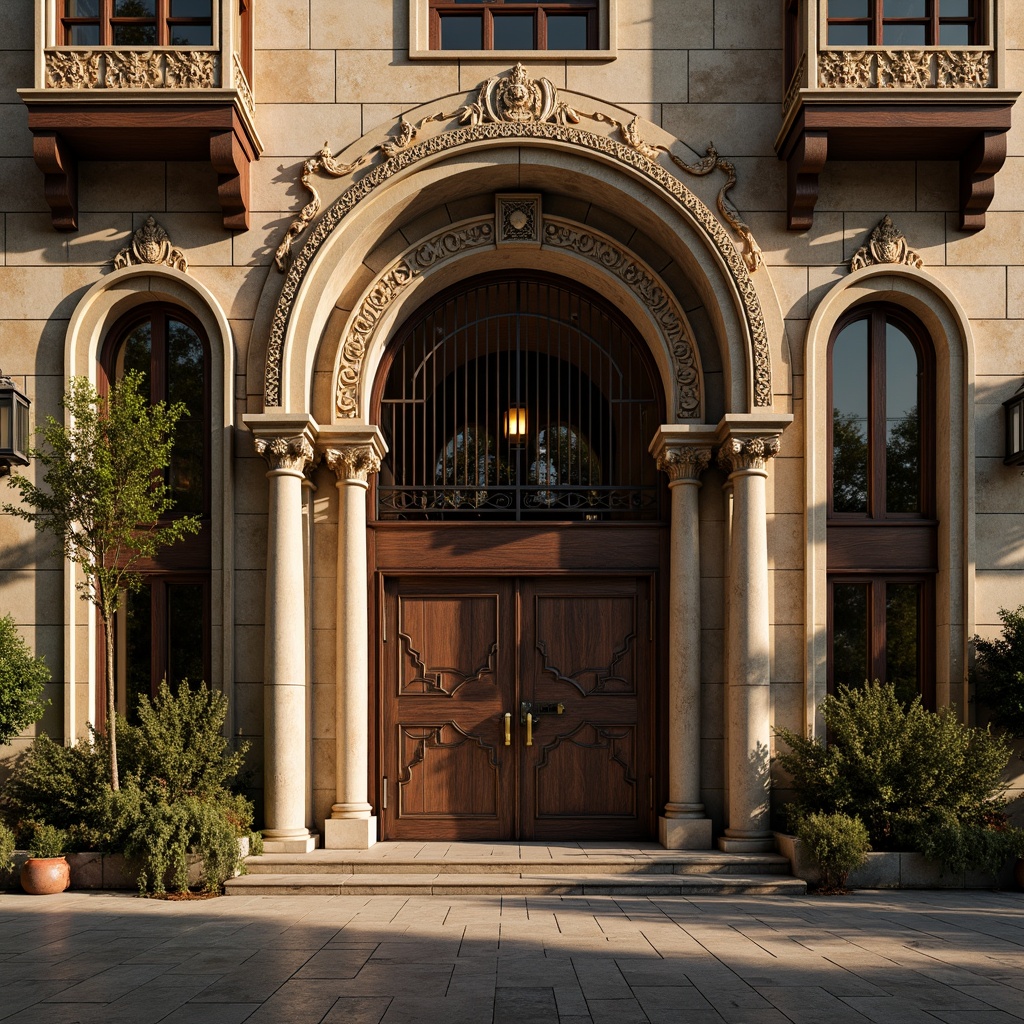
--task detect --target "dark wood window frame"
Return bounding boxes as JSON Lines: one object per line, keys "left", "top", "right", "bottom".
{"left": 826, "top": 305, "right": 937, "bottom": 705}
{"left": 97, "top": 303, "right": 213, "bottom": 717}
{"left": 826, "top": 0, "right": 980, "bottom": 47}
{"left": 61, "top": 0, "right": 214, "bottom": 47}
{"left": 429, "top": 0, "right": 598, "bottom": 50}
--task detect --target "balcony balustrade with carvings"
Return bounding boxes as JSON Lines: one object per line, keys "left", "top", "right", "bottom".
{"left": 775, "top": 0, "right": 1018, "bottom": 231}
{"left": 19, "top": 0, "right": 261, "bottom": 231}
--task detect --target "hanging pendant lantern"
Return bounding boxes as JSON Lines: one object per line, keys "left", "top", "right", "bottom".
{"left": 0, "top": 371, "right": 31, "bottom": 476}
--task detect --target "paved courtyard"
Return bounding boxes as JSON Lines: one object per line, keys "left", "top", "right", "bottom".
{"left": 1, "top": 889, "right": 1024, "bottom": 1023}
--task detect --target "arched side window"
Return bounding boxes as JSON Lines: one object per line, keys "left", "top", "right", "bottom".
{"left": 101, "top": 303, "right": 212, "bottom": 717}
{"left": 827, "top": 305, "right": 937, "bottom": 705}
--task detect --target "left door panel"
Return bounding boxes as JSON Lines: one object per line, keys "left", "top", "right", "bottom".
{"left": 382, "top": 577, "right": 517, "bottom": 840}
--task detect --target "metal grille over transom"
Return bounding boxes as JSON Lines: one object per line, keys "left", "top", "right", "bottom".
{"left": 377, "top": 274, "right": 662, "bottom": 521}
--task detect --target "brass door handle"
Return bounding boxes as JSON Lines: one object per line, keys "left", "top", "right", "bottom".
{"left": 504, "top": 712, "right": 511, "bottom": 746}
{"left": 526, "top": 712, "right": 533, "bottom": 747}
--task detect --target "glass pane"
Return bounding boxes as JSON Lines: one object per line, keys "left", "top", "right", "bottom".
{"left": 833, "top": 584, "right": 869, "bottom": 689}
{"left": 125, "top": 584, "right": 152, "bottom": 719}
{"left": 831, "top": 319, "right": 869, "bottom": 513}
{"left": 0, "top": 395, "right": 10, "bottom": 450}
{"left": 167, "top": 585, "right": 204, "bottom": 688}
{"left": 439, "top": 14, "right": 482, "bottom": 49}
{"left": 115, "top": 0, "right": 156, "bottom": 14}
{"left": 885, "top": 0, "right": 926, "bottom": 15}
{"left": 119, "top": 321, "right": 152, "bottom": 390}
{"left": 170, "top": 0, "right": 212, "bottom": 15}
{"left": 170, "top": 25, "right": 213, "bottom": 44}
{"left": 66, "top": 0, "right": 100, "bottom": 16}
{"left": 493, "top": 14, "right": 535, "bottom": 49}
{"left": 830, "top": 0, "right": 869, "bottom": 15}
{"left": 939, "top": 24, "right": 970, "bottom": 44}
{"left": 167, "top": 320, "right": 205, "bottom": 517}
{"left": 828, "top": 24, "right": 871, "bottom": 44}
{"left": 113, "top": 24, "right": 158, "bottom": 43}
{"left": 885, "top": 323, "right": 920, "bottom": 513}
{"left": 885, "top": 583, "right": 920, "bottom": 702}
{"left": 547, "top": 14, "right": 589, "bottom": 49}
{"left": 940, "top": 0, "right": 970, "bottom": 15}
{"left": 882, "top": 24, "right": 927, "bottom": 44}
{"left": 69, "top": 24, "right": 101, "bottom": 44}
{"left": 530, "top": 426, "right": 601, "bottom": 486}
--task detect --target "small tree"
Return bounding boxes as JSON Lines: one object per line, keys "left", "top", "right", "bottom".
{"left": 972, "top": 606, "right": 1024, "bottom": 735}
{"left": 0, "top": 614, "right": 51, "bottom": 745}
{"left": 2, "top": 373, "right": 199, "bottom": 790}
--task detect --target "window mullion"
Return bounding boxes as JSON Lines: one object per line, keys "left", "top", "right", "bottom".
{"left": 873, "top": 0, "right": 883, "bottom": 45}
{"left": 871, "top": 578, "right": 886, "bottom": 684}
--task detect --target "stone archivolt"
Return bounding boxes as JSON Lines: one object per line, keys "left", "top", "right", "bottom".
{"left": 112, "top": 217, "right": 189, "bottom": 272}
{"left": 818, "top": 49, "right": 991, "bottom": 89}
{"left": 44, "top": 49, "right": 220, "bottom": 90}
{"left": 849, "top": 216, "right": 923, "bottom": 271}
{"left": 266, "top": 64, "right": 772, "bottom": 413}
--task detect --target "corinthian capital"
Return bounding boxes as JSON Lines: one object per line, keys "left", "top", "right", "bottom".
{"left": 254, "top": 434, "right": 315, "bottom": 473}
{"left": 656, "top": 446, "right": 712, "bottom": 482}
{"left": 325, "top": 444, "right": 382, "bottom": 483}
{"left": 718, "top": 435, "right": 781, "bottom": 474}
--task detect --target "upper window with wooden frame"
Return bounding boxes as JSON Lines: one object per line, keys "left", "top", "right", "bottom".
{"left": 826, "top": 0, "right": 980, "bottom": 47}
{"left": 430, "top": 0, "right": 597, "bottom": 51}
{"left": 61, "top": 0, "right": 214, "bottom": 47}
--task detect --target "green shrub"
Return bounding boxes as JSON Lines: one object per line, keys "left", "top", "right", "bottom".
{"left": 0, "top": 821, "right": 14, "bottom": 874}
{"left": 27, "top": 823, "right": 67, "bottom": 859}
{"left": 972, "top": 606, "right": 1024, "bottom": 735}
{"left": 1, "top": 681, "right": 254, "bottom": 893}
{"left": 797, "top": 812, "right": 870, "bottom": 892}
{"left": 776, "top": 682, "right": 1024, "bottom": 876}
{"left": 0, "top": 614, "right": 51, "bottom": 745}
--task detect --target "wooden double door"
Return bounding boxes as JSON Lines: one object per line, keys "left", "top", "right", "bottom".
{"left": 381, "top": 575, "right": 654, "bottom": 841}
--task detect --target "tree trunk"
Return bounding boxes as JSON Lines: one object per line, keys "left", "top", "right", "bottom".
{"left": 103, "top": 611, "right": 119, "bottom": 791}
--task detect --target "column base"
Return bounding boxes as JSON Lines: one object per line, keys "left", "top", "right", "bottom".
{"left": 262, "top": 832, "right": 319, "bottom": 854}
{"left": 717, "top": 834, "right": 776, "bottom": 853}
{"left": 324, "top": 816, "right": 378, "bottom": 850}
{"left": 659, "top": 816, "right": 713, "bottom": 850}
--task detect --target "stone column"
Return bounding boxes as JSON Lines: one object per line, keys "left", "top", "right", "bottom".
{"left": 322, "top": 428, "right": 387, "bottom": 849}
{"left": 251, "top": 424, "right": 317, "bottom": 854}
{"left": 655, "top": 442, "right": 714, "bottom": 850}
{"left": 718, "top": 433, "right": 781, "bottom": 853}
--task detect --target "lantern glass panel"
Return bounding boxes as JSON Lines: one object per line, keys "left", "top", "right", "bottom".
{"left": 0, "top": 393, "right": 11, "bottom": 451}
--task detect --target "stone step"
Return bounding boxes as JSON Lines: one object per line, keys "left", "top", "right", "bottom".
{"left": 241, "top": 850, "right": 793, "bottom": 877}
{"left": 224, "top": 871, "right": 806, "bottom": 897}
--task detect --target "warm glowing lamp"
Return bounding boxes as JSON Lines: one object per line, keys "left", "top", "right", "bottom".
{"left": 504, "top": 406, "right": 528, "bottom": 444}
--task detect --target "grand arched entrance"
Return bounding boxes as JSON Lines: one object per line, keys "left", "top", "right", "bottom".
{"left": 371, "top": 272, "right": 667, "bottom": 840}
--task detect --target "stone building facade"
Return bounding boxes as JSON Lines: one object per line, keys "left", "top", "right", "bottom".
{"left": 1, "top": 0, "right": 1022, "bottom": 851}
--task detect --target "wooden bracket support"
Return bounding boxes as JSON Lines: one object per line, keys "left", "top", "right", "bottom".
{"left": 785, "top": 130, "right": 828, "bottom": 233}
{"left": 210, "top": 129, "right": 251, "bottom": 232}
{"left": 32, "top": 132, "right": 78, "bottom": 232}
{"left": 959, "top": 130, "right": 1006, "bottom": 232}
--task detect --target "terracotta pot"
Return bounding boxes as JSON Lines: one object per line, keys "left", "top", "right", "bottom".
{"left": 20, "top": 856, "right": 70, "bottom": 895}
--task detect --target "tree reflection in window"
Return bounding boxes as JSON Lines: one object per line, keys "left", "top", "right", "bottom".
{"left": 435, "top": 428, "right": 510, "bottom": 508}
{"left": 529, "top": 425, "right": 601, "bottom": 507}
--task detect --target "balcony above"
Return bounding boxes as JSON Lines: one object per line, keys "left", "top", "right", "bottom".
{"left": 18, "top": 2, "right": 262, "bottom": 232}
{"left": 775, "top": 1, "right": 1018, "bottom": 232}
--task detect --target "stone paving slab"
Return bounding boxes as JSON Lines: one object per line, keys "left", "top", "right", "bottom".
{"left": 1, "top": 889, "right": 1024, "bottom": 1023}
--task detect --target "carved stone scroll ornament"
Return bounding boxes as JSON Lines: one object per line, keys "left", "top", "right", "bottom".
{"left": 254, "top": 434, "right": 314, "bottom": 473}
{"left": 718, "top": 436, "right": 781, "bottom": 474}
{"left": 335, "top": 221, "right": 494, "bottom": 417}
{"left": 938, "top": 50, "right": 991, "bottom": 88}
{"left": 849, "top": 216, "right": 923, "bottom": 271}
{"left": 818, "top": 50, "right": 873, "bottom": 88}
{"left": 45, "top": 51, "right": 99, "bottom": 88}
{"left": 44, "top": 48, "right": 221, "bottom": 91}
{"left": 543, "top": 222, "right": 701, "bottom": 420}
{"left": 818, "top": 49, "right": 992, "bottom": 89}
{"left": 112, "top": 216, "right": 189, "bottom": 272}
{"left": 166, "top": 50, "right": 216, "bottom": 89}
{"left": 656, "top": 447, "right": 712, "bottom": 482}
{"left": 325, "top": 445, "right": 382, "bottom": 483}
{"left": 266, "top": 67, "right": 773, "bottom": 410}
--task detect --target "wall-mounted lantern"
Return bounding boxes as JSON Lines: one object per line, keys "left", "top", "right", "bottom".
{"left": 1004, "top": 384, "right": 1024, "bottom": 466}
{"left": 0, "top": 371, "right": 31, "bottom": 477}
{"left": 504, "top": 406, "right": 528, "bottom": 446}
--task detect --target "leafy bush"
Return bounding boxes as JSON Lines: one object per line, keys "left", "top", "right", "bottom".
{"left": 27, "top": 823, "right": 67, "bottom": 859}
{"left": 0, "top": 614, "right": 51, "bottom": 745}
{"left": 0, "top": 821, "right": 14, "bottom": 875}
{"left": 1, "top": 681, "right": 254, "bottom": 893}
{"left": 797, "top": 812, "right": 870, "bottom": 892}
{"left": 972, "top": 606, "right": 1024, "bottom": 735}
{"left": 776, "top": 682, "right": 1024, "bottom": 876}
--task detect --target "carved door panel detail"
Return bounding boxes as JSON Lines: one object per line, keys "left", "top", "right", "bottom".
{"left": 381, "top": 576, "right": 653, "bottom": 841}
